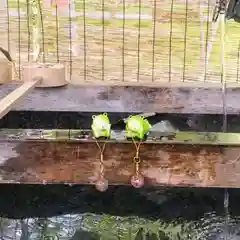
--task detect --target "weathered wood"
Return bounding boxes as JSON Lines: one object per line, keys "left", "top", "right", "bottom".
{"left": 1, "top": 138, "right": 240, "bottom": 188}
{"left": 0, "top": 83, "right": 239, "bottom": 114}
{"left": 2, "top": 128, "right": 240, "bottom": 146}
{"left": 0, "top": 78, "right": 40, "bottom": 119}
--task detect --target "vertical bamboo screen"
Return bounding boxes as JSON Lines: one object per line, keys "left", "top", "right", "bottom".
{"left": 0, "top": 0, "right": 239, "bottom": 85}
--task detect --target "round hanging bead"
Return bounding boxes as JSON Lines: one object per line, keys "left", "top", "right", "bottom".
{"left": 95, "top": 177, "right": 109, "bottom": 192}
{"left": 131, "top": 174, "right": 144, "bottom": 188}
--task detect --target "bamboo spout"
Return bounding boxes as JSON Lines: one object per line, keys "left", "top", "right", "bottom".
{"left": 0, "top": 77, "right": 42, "bottom": 119}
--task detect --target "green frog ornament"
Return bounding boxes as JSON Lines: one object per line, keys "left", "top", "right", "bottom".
{"left": 91, "top": 113, "right": 111, "bottom": 139}
{"left": 126, "top": 115, "right": 152, "bottom": 140}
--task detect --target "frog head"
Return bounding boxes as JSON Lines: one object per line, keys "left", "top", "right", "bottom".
{"left": 91, "top": 113, "right": 111, "bottom": 138}
{"left": 126, "top": 115, "right": 150, "bottom": 140}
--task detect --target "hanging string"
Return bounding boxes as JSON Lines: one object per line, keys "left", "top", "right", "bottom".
{"left": 95, "top": 140, "right": 107, "bottom": 179}
{"left": 132, "top": 139, "right": 142, "bottom": 175}
{"left": 131, "top": 138, "right": 144, "bottom": 188}
{"left": 132, "top": 139, "right": 142, "bottom": 159}
{"left": 94, "top": 138, "right": 108, "bottom": 191}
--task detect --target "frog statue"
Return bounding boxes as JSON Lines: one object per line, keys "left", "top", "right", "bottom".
{"left": 126, "top": 115, "right": 152, "bottom": 140}
{"left": 91, "top": 113, "right": 111, "bottom": 139}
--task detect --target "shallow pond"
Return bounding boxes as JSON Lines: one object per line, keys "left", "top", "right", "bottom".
{"left": 0, "top": 185, "right": 240, "bottom": 239}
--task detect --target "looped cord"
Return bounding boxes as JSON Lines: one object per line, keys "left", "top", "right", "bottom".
{"left": 132, "top": 138, "right": 142, "bottom": 159}
{"left": 95, "top": 140, "right": 106, "bottom": 155}
{"left": 95, "top": 140, "right": 107, "bottom": 177}
{"left": 132, "top": 139, "right": 142, "bottom": 175}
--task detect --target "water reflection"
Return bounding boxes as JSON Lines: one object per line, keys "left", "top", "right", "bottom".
{"left": 4, "top": 212, "right": 240, "bottom": 240}
{"left": 1, "top": 185, "right": 240, "bottom": 239}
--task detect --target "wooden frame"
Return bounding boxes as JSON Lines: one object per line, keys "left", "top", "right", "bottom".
{"left": 1, "top": 129, "right": 240, "bottom": 145}
{"left": 1, "top": 83, "right": 240, "bottom": 114}
{"left": 1, "top": 128, "right": 240, "bottom": 188}
{"left": 1, "top": 81, "right": 240, "bottom": 188}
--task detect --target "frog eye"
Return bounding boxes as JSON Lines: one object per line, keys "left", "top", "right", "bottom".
{"left": 103, "top": 112, "right": 108, "bottom": 116}
{"left": 92, "top": 115, "right": 96, "bottom": 119}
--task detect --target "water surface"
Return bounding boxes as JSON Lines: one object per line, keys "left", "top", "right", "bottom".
{"left": 0, "top": 185, "right": 240, "bottom": 239}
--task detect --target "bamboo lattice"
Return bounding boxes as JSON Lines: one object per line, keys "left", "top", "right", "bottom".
{"left": 0, "top": 0, "right": 239, "bottom": 85}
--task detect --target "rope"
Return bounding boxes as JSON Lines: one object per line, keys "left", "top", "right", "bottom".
{"left": 132, "top": 139, "right": 142, "bottom": 175}
{"left": 95, "top": 140, "right": 107, "bottom": 178}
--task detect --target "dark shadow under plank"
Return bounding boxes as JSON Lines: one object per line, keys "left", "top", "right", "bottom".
{"left": 0, "top": 184, "right": 225, "bottom": 220}
{"left": 2, "top": 110, "right": 240, "bottom": 133}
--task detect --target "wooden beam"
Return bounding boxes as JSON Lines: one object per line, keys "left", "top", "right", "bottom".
{"left": 0, "top": 83, "right": 239, "bottom": 114}
{"left": 2, "top": 128, "right": 240, "bottom": 145}
{"left": 1, "top": 136, "right": 240, "bottom": 188}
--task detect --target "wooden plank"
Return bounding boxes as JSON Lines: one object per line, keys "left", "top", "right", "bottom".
{"left": 0, "top": 83, "right": 237, "bottom": 114}
{"left": 2, "top": 128, "right": 240, "bottom": 146}
{"left": 0, "top": 79, "right": 40, "bottom": 119}
{"left": 1, "top": 135, "right": 240, "bottom": 188}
